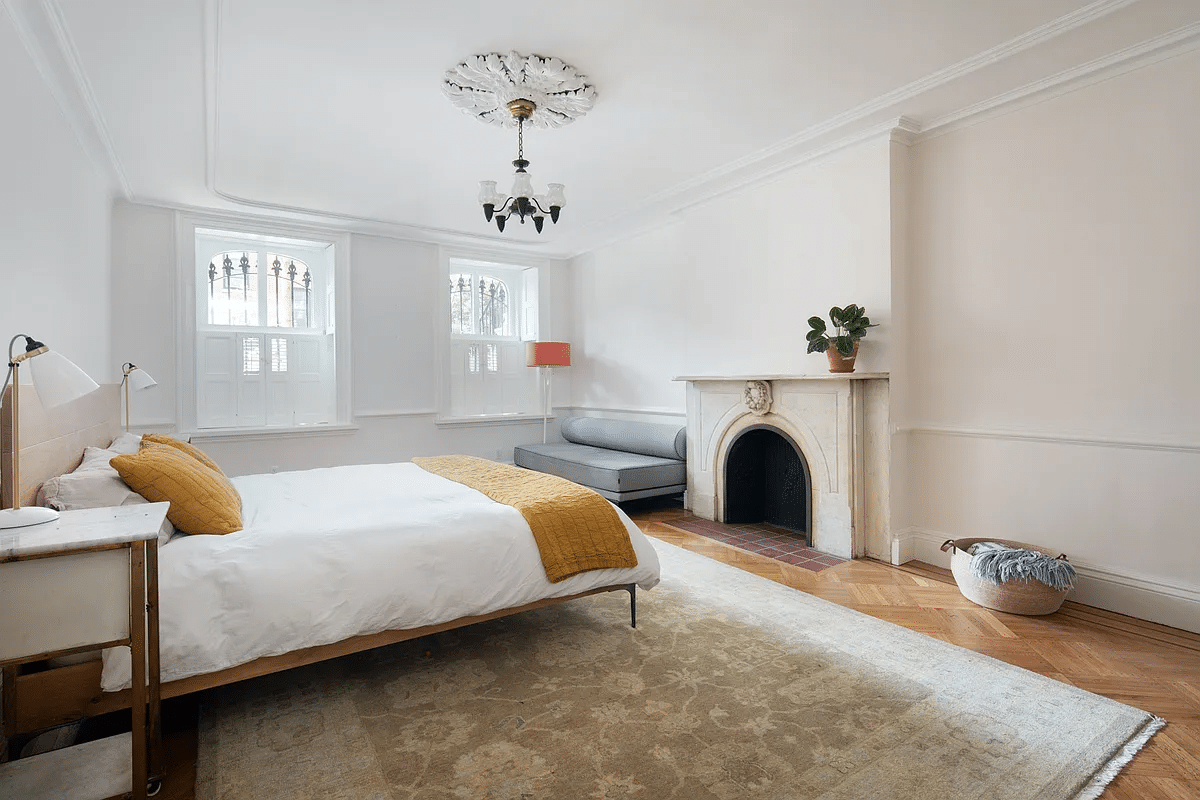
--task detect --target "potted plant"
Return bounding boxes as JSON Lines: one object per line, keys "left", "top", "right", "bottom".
{"left": 806, "top": 304, "right": 877, "bottom": 373}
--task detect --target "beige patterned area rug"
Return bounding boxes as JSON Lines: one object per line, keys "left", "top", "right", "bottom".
{"left": 196, "top": 540, "right": 1163, "bottom": 800}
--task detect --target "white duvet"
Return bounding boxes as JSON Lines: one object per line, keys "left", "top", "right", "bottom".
{"left": 103, "top": 462, "right": 661, "bottom": 691}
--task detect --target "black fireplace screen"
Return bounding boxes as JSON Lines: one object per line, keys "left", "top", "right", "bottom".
{"left": 723, "top": 426, "right": 811, "bottom": 542}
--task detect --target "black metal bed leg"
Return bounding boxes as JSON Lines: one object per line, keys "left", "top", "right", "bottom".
{"left": 627, "top": 584, "right": 637, "bottom": 628}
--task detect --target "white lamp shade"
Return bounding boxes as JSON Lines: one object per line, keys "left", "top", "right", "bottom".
{"left": 545, "top": 183, "right": 566, "bottom": 208}
{"left": 478, "top": 180, "right": 499, "bottom": 204}
{"left": 28, "top": 350, "right": 100, "bottom": 408}
{"left": 510, "top": 171, "right": 534, "bottom": 199}
{"left": 127, "top": 366, "right": 157, "bottom": 391}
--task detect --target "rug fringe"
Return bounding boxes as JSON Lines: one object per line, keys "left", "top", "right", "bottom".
{"left": 1073, "top": 715, "right": 1166, "bottom": 800}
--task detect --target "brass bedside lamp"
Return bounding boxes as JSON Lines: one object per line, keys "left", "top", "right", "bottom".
{"left": 120, "top": 362, "right": 158, "bottom": 432}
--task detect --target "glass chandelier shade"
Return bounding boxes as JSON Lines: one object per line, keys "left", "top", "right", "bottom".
{"left": 479, "top": 103, "right": 565, "bottom": 234}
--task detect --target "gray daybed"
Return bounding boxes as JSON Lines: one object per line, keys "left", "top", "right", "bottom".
{"left": 513, "top": 416, "right": 687, "bottom": 503}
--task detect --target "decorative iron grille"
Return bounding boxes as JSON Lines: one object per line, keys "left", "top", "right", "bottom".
{"left": 208, "top": 252, "right": 259, "bottom": 325}
{"left": 451, "top": 274, "right": 511, "bottom": 337}
{"left": 478, "top": 276, "right": 509, "bottom": 336}
{"left": 267, "top": 255, "right": 312, "bottom": 329}
{"left": 450, "top": 274, "right": 474, "bottom": 334}
{"left": 207, "top": 251, "right": 312, "bottom": 328}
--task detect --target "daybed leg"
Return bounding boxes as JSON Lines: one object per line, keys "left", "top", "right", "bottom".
{"left": 627, "top": 584, "right": 637, "bottom": 628}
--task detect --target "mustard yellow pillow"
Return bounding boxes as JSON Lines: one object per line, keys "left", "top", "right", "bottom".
{"left": 141, "top": 433, "right": 225, "bottom": 475}
{"left": 112, "top": 443, "right": 242, "bottom": 535}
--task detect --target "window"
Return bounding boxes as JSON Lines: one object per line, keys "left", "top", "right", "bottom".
{"left": 443, "top": 257, "right": 540, "bottom": 418}
{"left": 193, "top": 228, "right": 339, "bottom": 429}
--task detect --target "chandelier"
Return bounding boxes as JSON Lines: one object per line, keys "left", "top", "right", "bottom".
{"left": 442, "top": 52, "right": 595, "bottom": 234}
{"left": 477, "top": 99, "right": 563, "bottom": 233}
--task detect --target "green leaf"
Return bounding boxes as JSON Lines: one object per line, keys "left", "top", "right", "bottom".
{"left": 807, "top": 316, "right": 826, "bottom": 332}
{"left": 805, "top": 329, "right": 825, "bottom": 342}
{"left": 835, "top": 336, "right": 856, "bottom": 357}
{"left": 807, "top": 339, "right": 829, "bottom": 354}
{"left": 829, "top": 306, "right": 844, "bottom": 326}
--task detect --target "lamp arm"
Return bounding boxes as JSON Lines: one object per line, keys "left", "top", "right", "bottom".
{"left": 7, "top": 333, "right": 24, "bottom": 370}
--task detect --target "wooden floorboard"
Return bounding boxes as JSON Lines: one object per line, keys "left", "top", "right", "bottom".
{"left": 33, "top": 503, "right": 1199, "bottom": 800}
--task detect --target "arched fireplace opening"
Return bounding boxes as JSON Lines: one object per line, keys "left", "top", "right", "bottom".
{"left": 723, "top": 426, "right": 811, "bottom": 543}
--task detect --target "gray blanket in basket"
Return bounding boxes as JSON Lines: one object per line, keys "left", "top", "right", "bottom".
{"left": 968, "top": 542, "right": 1077, "bottom": 591}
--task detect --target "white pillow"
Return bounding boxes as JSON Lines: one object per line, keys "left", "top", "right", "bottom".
{"left": 107, "top": 432, "right": 143, "bottom": 455}
{"left": 37, "top": 446, "right": 177, "bottom": 548}
{"left": 37, "top": 452, "right": 138, "bottom": 510}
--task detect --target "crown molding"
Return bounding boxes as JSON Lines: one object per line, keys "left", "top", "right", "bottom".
{"left": 919, "top": 20, "right": 1200, "bottom": 139}
{"left": 16, "top": 0, "right": 1191, "bottom": 262}
{"left": 2, "top": 0, "right": 131, "bottom": 196}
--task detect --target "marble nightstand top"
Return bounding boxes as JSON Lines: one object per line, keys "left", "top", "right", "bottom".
{"left": 0, "top": 502, "right": 168, "bottom": 560}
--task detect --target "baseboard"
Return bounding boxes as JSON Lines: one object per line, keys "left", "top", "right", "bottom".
{"left": 893, "top": 527, "right": 1200, "bottom": 635}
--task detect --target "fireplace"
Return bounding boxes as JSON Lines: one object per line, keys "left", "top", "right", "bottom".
{"left": 677, "top": 374, "right": 890, "bottom": 559}
{"left": 724, "top": 426, "right": 811, "bottom": 542}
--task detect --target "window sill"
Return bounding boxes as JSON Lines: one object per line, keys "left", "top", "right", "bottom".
{"left": 188, "top": 423, "right": 360, "bottom": 443}
{"left": 435, "top": 414, "right": 552, "bottom": 429}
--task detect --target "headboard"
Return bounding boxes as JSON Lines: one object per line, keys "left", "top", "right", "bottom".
{"left": 1, "top": 383, "right": 121, "bottom": 509}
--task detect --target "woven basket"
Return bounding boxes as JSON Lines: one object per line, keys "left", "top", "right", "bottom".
{"left": 941, "top": 537, "right": 1071, "bottom": 616}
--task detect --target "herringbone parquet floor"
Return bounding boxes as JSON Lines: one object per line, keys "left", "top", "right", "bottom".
{"left": 632, "top": 503, "right": 1200, "bottom": 800}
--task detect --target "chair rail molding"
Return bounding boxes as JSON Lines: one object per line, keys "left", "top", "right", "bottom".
{"left": 902, "top": 423, "right": 1200, "bottom": 455}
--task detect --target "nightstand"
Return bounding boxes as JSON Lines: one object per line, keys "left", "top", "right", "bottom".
{"left": 0, "top": 501, "right": 168, "bottom": 800}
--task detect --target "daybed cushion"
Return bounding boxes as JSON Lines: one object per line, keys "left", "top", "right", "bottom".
{"left": 513, "top": 442, "right": 686, "bottom": 496}
{"left": 560, "top": 416, "right": 687, "bottom": 460}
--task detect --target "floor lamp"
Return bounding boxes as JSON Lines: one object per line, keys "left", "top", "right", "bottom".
{"left": 1, "top": 334, "right": 100, "bottom": 528}
{"left": 121, "top": 362, "right": 158, "bottom": 432}
{"left": 526, "top": 341, "right": 571, "bottom": 444}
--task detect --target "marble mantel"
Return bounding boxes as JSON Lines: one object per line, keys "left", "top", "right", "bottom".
{"left": 674, "top": 374, "right": 890, "bottom": 560}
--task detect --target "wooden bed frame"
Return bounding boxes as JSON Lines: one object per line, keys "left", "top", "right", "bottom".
{"left": 1, "top": 385, "right": 637, "bottom": 737}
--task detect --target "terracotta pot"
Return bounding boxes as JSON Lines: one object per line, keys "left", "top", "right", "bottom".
{"left": 826, "top": 341, "right": 858, "bottom": 373}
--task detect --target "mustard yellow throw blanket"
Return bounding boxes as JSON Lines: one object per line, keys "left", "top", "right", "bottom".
{"left": 412, "top": 455, "right": 638, "bottom": 583}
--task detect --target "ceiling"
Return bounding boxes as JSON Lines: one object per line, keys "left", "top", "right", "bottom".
{"left": 19, "top": 0, "right": 1200, "bottom": 257}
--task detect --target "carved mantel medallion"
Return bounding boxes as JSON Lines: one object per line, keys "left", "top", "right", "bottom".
{"left": 743, "top": 380, "right": 772, "bottom": 416}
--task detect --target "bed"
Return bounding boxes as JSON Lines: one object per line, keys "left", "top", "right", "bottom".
{"left": 1, "top": 385, "right": 661, "bottom": 737}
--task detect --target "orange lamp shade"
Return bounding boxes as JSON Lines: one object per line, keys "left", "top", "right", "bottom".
{"left": 526, "top": 341, "right": 572, "bottom": 367}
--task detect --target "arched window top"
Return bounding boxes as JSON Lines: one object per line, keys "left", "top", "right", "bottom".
{"left": 204, "top": 250, "right": 312, "bottom": 329}
{"left": 450, "top": 272, "right": 510, "bottom": 337}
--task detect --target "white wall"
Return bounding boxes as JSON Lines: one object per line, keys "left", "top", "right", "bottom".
{"left": 568, "top": 51, "right": 1200, "bottom": 630}
{"left": 0, "top": 11, "right": 113, "bottom": 385}
{"left": 903, "top": 48, "right": 1200, "bottom": 630}
{"left": 570, "top": 135, "right": 897, "bottom": 420}
{"left": 109, "top": 202, "right": 573, "bottom": 475}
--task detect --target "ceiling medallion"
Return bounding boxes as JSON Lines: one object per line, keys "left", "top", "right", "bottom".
{"left": 442, "top": 51, "right": 595, "bottom": 128}
{"left": 443, "top": 52, "right": 595, "bottom": 234}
